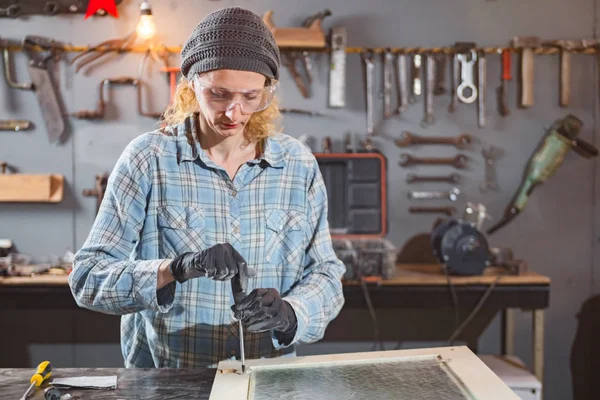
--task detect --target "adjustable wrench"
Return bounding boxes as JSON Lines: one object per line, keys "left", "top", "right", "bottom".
{"left": 395, "top": 52, "right": 409, "bottom": 114}
{"left": 457, "top": 50, "right": 478, "bottom": 104}
{"left": 383, "top": 49, "right": 394, "bottom": 119}
{"left": 408, "top": 187, "right": 461, "bottom": 201}
{"left": 421, "top": 53, "right": 435, "bottom": 128}
{"left": 22, "top": 35, "right": 66, "bottom": 144}
{"left": 362, "top": 50, "right": 375, "bottom": 136}
{"left": 399, "top": 153, "right": 468, "bottom": 169}
{"left": 479, "top": 145, "right": 500, "bottom": 192}
{"left": 410, "top": 54, "right": 422, "bottom": 103}
{"left": 477, "top": 50, "right": 487, "bottom": 128}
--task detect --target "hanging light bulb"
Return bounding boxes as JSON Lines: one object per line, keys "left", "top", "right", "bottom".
{"left": 136, "top": 1, "right": 156, "bottom": 40}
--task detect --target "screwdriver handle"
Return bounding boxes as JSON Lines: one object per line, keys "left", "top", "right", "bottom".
{"left": 30, "top": 361, "right": 52, "bottom": 387}
{"left": 502, "top": 50, "right": 512, "bottom": 81}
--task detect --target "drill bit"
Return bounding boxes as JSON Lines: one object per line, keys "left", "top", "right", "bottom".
{"left": 239, "top": 320, "right": 246, "bottom": 374}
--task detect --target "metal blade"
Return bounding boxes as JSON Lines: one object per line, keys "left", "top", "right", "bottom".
{"left": 28, "top": 65, "right": 64, "bottom": 144}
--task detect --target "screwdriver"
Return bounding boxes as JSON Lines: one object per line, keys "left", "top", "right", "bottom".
{"left": 20, "top": 361, "right": 53, "bottom": 400}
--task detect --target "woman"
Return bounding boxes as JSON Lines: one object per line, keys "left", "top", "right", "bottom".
{"left": 68, "top": 6, "right": 346, "bottom": 368}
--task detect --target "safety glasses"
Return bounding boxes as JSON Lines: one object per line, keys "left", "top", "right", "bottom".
{"left": 192, "top": 76, "right": 278, "bottom": 114}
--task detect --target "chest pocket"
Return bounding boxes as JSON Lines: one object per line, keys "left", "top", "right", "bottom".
{"left": 157, "top": 206, "right": 206, "bottom": 258}
{"left": 264, "top": 208, "right": 305, "bottom": 267}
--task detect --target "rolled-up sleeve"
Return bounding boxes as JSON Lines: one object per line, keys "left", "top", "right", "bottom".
{"left": 273, "top": 159, "right": 346, "bottom": 348}
{"left": 68, "top": 136, "right": 175, "bottom": 315}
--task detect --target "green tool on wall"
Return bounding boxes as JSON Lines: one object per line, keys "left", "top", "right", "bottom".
{"left": 487, "top": 114, "right": 598, "bottom": 235}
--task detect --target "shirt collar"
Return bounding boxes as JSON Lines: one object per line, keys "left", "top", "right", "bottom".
{"left": 170, "top": 114, "right": 286, "bottom": 168}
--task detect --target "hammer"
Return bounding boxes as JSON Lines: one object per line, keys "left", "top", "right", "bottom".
{"left": 542, "top": 39, "right": 580, "bottom": 107}
{"left": 512, "top": 36, "right": 541, "bottom": 108}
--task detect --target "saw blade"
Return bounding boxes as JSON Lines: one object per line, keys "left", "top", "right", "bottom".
{"left": 28, "top": 64, "right": 65, "bottom": 144}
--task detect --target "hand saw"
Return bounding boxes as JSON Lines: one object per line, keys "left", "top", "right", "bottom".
{"left": 23, "top": 35, "right": 66, "bottom": 144}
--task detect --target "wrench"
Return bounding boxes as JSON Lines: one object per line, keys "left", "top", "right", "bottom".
{"left": 448, "top": 53, "right": 459, "bottom": 112}
{"left": 406, "top": 173, "right": 461, "bottom": 184}
{"left": 395, "top": 131, "right": 472, "bottom": 149}
{"left": 409, "top": 206, "right": 456, "bottom": 216}
{"left": 408, "top": 187, "right": 461, "bottom": 201}
{"left": 477, "top": 50, "right": 487, "bottom": 128}
{"left": 457, "top": 49, "right": 478, "bottom": 104}
{"left": 395, "top": 52, "right": 409, "bottom": 114}
{"left": 362, "top": 50, "right": 375, "bottom": 136}
{"left": 479, "top": 146, "right": 500, "bottom": 192}
{"left": 399, "top": 154, "right": 468, "bottom": 168}
{"left": 383, "top": 49, "right": 394, "bottom": 119}
{"left": 410, "top": 54, "right": 422, "bottom": 103}
{"left": 421, "top": 53, "right": 435, "bottom": 128}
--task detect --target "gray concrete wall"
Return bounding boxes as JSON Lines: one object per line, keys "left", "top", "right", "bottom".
{"left": 1, "top": 1, "right": 599, "bottom": 399}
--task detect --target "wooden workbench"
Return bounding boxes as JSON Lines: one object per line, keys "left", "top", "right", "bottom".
{"left": 0, "top": 263, "right": 550, "bottom": 383}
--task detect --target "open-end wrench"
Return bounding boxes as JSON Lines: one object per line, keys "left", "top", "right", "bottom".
{"left": 410, "top": 54, "right": 422, "bottom": 103}
{"left": 421, "top": 53, "right": 435, "bottom": 128}
{"left": 479, "top": 145, "right": 500, "bottom": 192}
{"left": 408, "top": 187, "right": 461, "bottom": 201}
{"left": 448, "top": 53, "right": 459, "bottom": 112}
{"left": 477, "top": 50, "right": 487, "bottom": 128}
{"left": 406, "top": 173, "right": 461, "bottom": 184}
{"left": 399, "top": 153, "right": 468, "bottom": 169}
{"left": 457, "top": 50, "right": 478, "bottom": 104}
{"left": 409, "top": 206, "right": 456, "bottom": 216}
{"left": 395, "top": 131, "right": 472, "bottom": 149}
{"left": 362, "top": 49, "right": 375, "bottom": 136}
{"left": 395, "top": 52, "right": 409, "bottom": 114}
{"left": 383, "top": 49, "right": 394, "bottom": 119}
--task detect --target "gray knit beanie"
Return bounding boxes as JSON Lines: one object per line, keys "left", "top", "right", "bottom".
{"left": 180, "top": 7, "right": 280, "bottom": 81}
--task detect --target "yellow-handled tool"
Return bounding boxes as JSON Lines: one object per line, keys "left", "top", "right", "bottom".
{"left": 20, "top": 361, "right": 53, "bottom": 400}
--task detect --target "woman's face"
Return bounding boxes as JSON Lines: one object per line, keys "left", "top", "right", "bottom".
{"left": 193, "top": 69, "right": 267, "bottom": 139}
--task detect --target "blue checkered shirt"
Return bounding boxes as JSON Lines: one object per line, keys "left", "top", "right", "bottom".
{"left": 68, "top": 123, "right": 346, "bottom": 368}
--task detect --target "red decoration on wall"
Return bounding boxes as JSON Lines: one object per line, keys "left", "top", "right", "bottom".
{"left": 85, "top": 0, "right": 119, "bottom": 19}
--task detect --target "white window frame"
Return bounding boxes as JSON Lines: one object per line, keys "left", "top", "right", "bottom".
{"left": 209, "top": 345, "right": 520, "bottom": 400}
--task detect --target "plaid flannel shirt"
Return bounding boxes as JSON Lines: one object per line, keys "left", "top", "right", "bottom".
{"left": 68, "top": 121, "right": 346, "bottom": 368}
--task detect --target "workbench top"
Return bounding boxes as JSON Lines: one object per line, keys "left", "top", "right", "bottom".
{"left": 0, "top": 263, "right": 551, "bottom": 287}
{"left": 0, "top": 367, "right": 217, "bottom": 399}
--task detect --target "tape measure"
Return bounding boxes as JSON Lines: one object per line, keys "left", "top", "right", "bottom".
{"left": 328, "top": 27, "right": 346, "bottom": 108}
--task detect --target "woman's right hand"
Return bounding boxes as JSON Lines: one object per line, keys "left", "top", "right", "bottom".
{"left": 169, "top": 243, "right": 247, "bottom": 283}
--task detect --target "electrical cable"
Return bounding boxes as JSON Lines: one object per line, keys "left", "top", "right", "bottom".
{"left": 447, "top": 274, "right": 503, "bottom": 345}
{"left": 360, "top": 279, "right": 385, "bottom": 351}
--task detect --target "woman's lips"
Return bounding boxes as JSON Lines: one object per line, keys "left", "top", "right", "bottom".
{"left": 220, "top": 122, "right": 239, "bottom": 129}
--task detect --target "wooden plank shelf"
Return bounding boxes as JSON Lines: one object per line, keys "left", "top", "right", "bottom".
{"left": 0, "top": 173, "right": 64, "bottom": 203}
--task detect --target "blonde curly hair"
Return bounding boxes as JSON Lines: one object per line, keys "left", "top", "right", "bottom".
{"left": 161, "top": 76, "right": 282, "bottom": 144}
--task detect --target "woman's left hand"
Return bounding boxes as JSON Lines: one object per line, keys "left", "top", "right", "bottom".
{"left": 232, "top": 288, "right": 297, "bottom": 333}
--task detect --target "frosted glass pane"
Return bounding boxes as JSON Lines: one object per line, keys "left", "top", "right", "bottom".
{"left": 249, "top": 358, "right": 472, "bottom": 400}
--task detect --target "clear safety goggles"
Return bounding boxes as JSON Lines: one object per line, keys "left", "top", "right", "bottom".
{"left": 192, "top": 76, "right": 278, "bottom": 114}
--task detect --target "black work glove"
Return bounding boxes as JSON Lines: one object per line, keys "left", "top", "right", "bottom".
{"left": 232, "top": 288, "right": 297, "bottom": 334}
{"left": 169, "top": 243, "right": 246, "bottom": 284}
